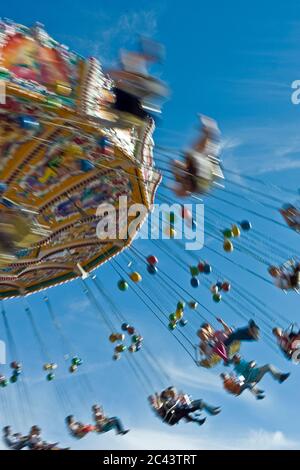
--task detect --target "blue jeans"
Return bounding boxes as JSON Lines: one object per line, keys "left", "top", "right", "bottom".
{"left": 225, "top": 322, "right": 258, "bottom": 347}
{"left": 102, "top": 417, "right": 125, "bottom": 434}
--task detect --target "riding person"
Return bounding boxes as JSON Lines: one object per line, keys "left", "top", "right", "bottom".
{"left": 272, "top": 326, "right": 300, "bottom": 360}
{"left": 269, "top": 261, "right": 300, "bottom": 291}
{"left": 149, "top": 386, "right": 221, "bottom": 426}
{"left": 220, "top": 373, "right": 265, "bottom": 400}
{"left": 65, "top": 415, "right": 95, "bottom": 439}
{"left": 279, "top": 204, "right": 300, "bottom": 232}
{"left": 228, "top": 354, "right": 290, "bottom": 398}
{"left": 172, "top": 115, "right": 222, "bottom": 198}
{"left": 27, "top": 425, "right": 59, "bottom": 450}
{"left": 92, "top": 404, "right": 129, "bottom": 436}
{"left": 2, "top": 426, "right": 28, "bottom": 450}
{"left": 109, "top": 39, "right": 168, "bottom": 124}
{"left": 197, "top": 318, "right": 260, "bottom": 364}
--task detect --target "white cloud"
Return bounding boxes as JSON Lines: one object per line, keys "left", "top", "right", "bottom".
{"left": 244, "top": 429, "right": 298, "bottom": 450}
{"left": 65, "top": 298, "right": 90, "bottom": 315}
{"left": 221, "top": 137, "right": 243, "bottom": 151}
{"left": 222, "top": 78, "right": 291, "bottom": 101}
{"left": 96, "top": 10, "right": 158, "bottom": 63}
{"left": 254, "top": 157, "right": 300, "bottom": 175}
{"left": 165, "top": 361, "right": 222, "bottom": 393}
{"left": 126, "top": 427, "right": 299, "bottom": 450}
{"left": 60, "top": 9, "right": 159, "bottom": 65}
{"left": 221, "top": 122, "right": 300, "bottom": 177}
{"left": 68, "top": 426, "right": 299, "bottom": 451}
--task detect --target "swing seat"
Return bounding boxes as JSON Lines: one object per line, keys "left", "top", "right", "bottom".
{"left": 290, "top": 336, "right": 300, "bottom": 351}
{"left": 223, "top": 378, "right": 243, "bottom": 396}
{"left": 199, "top": 341, "right": 240, "bottom": 369}
{"left": 286, "top": 335, "right": 300, "bottom": 360}
{"left": 210, "top": 156, "right": 224, "bottom": 181}
{"left": 69, "top": 425, "right": 95, "bottom": 439}
{"left": 291, "top": 348, "right": 300, "bottom": 363}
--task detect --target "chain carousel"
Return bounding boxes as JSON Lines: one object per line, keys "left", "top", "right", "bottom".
{"left": 0, "top": 19, "right": 160, "bottom": 299}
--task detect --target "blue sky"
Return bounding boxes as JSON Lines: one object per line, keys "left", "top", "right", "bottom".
{"left": 1, "top": 0, "right": 300, "bottom": 450}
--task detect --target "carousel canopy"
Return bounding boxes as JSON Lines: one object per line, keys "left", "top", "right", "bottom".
{"left": 0, "top": 19, "right": 160, "bottom": 299}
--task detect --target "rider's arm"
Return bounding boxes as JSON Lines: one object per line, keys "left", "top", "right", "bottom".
{"left": 216, "top": 317, "right": 232, "bottom": 334}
